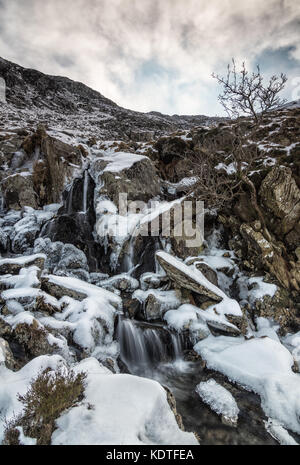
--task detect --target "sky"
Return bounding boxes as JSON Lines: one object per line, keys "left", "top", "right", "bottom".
{"left": 0, "top": 0, "right": 299, "bottom": 116}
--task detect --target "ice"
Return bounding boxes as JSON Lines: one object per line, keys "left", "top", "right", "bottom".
{"left": 196, "top": 379, "right": 239, "bottom": 424}
{"left": 195, "top": 335, "right": 300, "bottom": 434}
{"left": 52, "top": 357, "right": 198, "bottom": 445}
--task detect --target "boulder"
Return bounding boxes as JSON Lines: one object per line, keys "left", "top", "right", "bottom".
{"left": 0, "top": 254, "right": 45, "bottom": 276}
{"left": 0, "top": 337, "right": 16, "bottom": 370}
{"left": 1, "top": 173, "right": 38, "bottom": 210}
{"left": 92, "top": 153, "right": 161, "bottom": 205}
{"left": 259, "top": 166, "right": 300, "bottom": 236}
{"left": 240, "top": 224, "right": 294, "bottom": 290}
{"left": 156, "top": 251, "right": 222, "bottom": 302}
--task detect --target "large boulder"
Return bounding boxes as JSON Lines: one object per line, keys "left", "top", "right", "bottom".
{"left": 156, "top": 251, "right": 222, "bottom": 302}
{"left": 91, "top": 152, "right": 161, "bottom": 205}
{"left": 259, "top": 166, "right": 300, "bottom": 236}
{"left": 1, "top": 173, "right": 38, "bottom": 210}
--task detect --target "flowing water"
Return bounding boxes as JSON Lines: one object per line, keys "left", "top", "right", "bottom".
{"left": 116, "top": 315, "right": 279, "bottom": 445}
{"left": 82, "top": 170, "right": 89, "bottom": 213}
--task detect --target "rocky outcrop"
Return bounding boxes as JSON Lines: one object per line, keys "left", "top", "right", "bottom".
{"left": 92, "top": 154, "right": 161, "bottom": 204}
{"left": 1, "top": 173, "right": 38, "bottom": 210}
{"left": 259, "top": 166, "right": 300, "bottom": 236}
{"left": 240, "top": 223, "right": 299, "bottom": 290}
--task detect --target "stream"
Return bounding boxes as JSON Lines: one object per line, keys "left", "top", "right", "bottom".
{"left": 116, "top": 316, "right": 278, "bottom": 445}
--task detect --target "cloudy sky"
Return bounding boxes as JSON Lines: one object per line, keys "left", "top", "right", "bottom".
{"left": 0, "top": 0, "right": 299, "bottom": 115}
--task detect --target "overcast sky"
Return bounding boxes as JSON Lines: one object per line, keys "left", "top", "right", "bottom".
{"left": 0, "top": 0, "right": 299, "bottom": 115}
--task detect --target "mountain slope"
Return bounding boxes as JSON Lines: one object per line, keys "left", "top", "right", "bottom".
{"left": 0, "top": 57, "right": 221, "bottom": 140}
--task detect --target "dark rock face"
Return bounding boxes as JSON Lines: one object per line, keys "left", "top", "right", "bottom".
{"left": 40, "top": 171, "right": 103, "bottom": 271}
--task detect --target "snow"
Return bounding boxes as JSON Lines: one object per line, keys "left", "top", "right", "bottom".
{"left": 46, "top": 275, "right": 122, "bottom": 309}
{"left": 133, "top": 289, "right": 183, "bottom": 316}
{"left": 196, "top": 379, "right": 239, "bottom": 424}
{"left": 238, "top": 276, "right": 277, "bottom": 305}
{"left": 156, "top": 251, "right": 243, "bottom": 319}
{"left": 101, "top": 151, "right": 147, "bottom": 173}
{"left": 195, "top": 335, "right": 300, "bottom": 434}
{"left": 0, "top": 253, "right": 46, "bottom": 267}
{"left": 283, "top": 331, "right": 300, "bottom": 366}
{"left": 164, "top": 304, "right": 198, "bottom": 332}
{"left": 0, "top": 355, "right": 67, "bottom": 443}
{"left": 16, "top": 427, "right": 37, "bottom": 446}
{"left": 52, "top": 357, "right": 198, "bottom": 445}
{"left": 264, "top": 418, "right": 299, "bottom": 445}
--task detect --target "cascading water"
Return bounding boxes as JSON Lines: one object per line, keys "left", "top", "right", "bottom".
{"left": 117, "top": 315, "right": 186, "bottom": 375}
{"left": 82, "top": 169, "right": 89, "bottom": 213}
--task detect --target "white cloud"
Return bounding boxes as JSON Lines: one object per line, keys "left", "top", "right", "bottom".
{"left": 0, "top": 0, "right": 299, "bottom": 115}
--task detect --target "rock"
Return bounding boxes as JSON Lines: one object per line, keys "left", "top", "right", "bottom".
{"left": 29, "top": 128, "right": 82, "bottom": 207}
{"left": 164, "top": 385, "right": 186, "bottom": 432}
{"left": 240, "top": 223, "right": 294, "bottom": 290}
{"left": 11, "top": 214, "right": 41, "bottom": 253}
{"left": 156, "top": 251, "right": 222, "bottom": 302}
{"left": 0, "top": 228, "right": 9, "bottom": 252}
{"left": 35, "top": 294, "right": 61, "bottom": 315}
{"left": 13, "top": 319, "right": 56, "bottom": 358}
{"left": 0, "top": 337, "right": 16, "bottom": 370}
{"left": 1, "top": 173, "right": 38, "bottom": 210}
{"left": 41, "top": 276, "right": 87, "bottom": 301}
{"left": 92, "top": 153, "right": 161, "bottom": 205}
{"left": 100, "top": 274, "right": 139, "bottom": 293}
{"left": 140, "top": 272, "right": 169, "bottom": 291}
{"left": 259, "top": 166, "right": 300, "bottom": 236}
{"left": 0, "top": 254, "right": 45, "bottom": 276}
{"left": 133, "top": 288, "right": 185, "bottom": 322}
{"left": 185, "top": 260, "right": 218, "bottom": 287}
{"left": 55, "top": 243, "right": 88, "bottom": 271}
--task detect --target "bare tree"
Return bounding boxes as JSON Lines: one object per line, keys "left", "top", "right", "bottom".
{"left": 190, "top": 128, "right": 272, "bottom": 240}
{"left": 212, "top": 59, "right": 287, "bottom": 122}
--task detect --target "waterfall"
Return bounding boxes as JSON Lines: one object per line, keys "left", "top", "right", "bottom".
{"left": 82, "top": 170, "right": 89, "bottom": 213}
{"left": 67, "top": 183, "right": 74, "bottom": 214}
{"left": 117, "top": 316, "right": 185, "bottom": 375}
{"left": 170, "top": 332, "right": 184, "bottom": 360}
